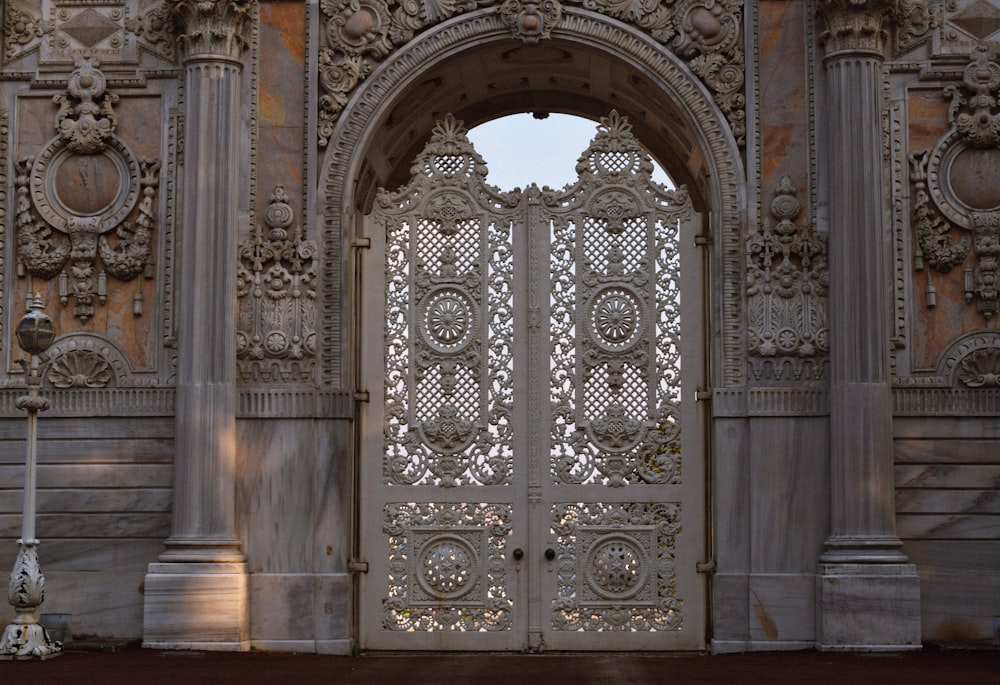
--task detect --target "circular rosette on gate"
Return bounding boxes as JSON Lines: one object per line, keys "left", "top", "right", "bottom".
{"left": 418, "top": 286, "right": 479, "bottom": 353}
{"left": 586, "top": 286, "right": 646, "bottom": 352}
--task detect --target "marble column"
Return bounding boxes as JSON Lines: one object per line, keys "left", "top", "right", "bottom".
{"left": 815, "top": 0, "right": 920, "bottom": 650}
{"left": 143, "top": 0, "right": 251, "bottom": 651}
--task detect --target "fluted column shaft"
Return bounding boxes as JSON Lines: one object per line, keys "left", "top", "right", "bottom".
{"left": 163, "top": 0, "right": 250, "bottom": 562}
{"left": 820, "top": 0, "right": 905, "bottom": 563}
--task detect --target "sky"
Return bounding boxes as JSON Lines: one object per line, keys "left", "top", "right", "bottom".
{"left": 467, "top": 113, "right": 672, "bottom": 192}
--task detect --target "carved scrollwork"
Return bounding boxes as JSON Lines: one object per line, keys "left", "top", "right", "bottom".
{"left": 237, "top": 186, "right": 318, "bottom": 382}
{"left": 318, "top": 0, "right": 745, "bottom": 146}
{"left": 746, "top": 175, "right": 828, "bottom": 381}
{"left": 15, "top": 60, "right": 159, "bottom": 323}
{"left": 3, "top": 1, "right": 51, "bottom": 63}
{"left": 891, "top": 0, "right": 940, "bottom": 56}
{"left": 125, "top": 3, "right": 179, "bottom": 62}
{"left": 912, "top": 45, "right": 1000, "bottom": 319}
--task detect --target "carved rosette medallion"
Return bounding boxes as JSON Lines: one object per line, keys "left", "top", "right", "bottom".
{"left": 415, "top": 534, "right": 479, "bottom": 599}
{"left": 551, "top": 502, "right": 682, "bottom": 631}
{"left": 912, "top": 45, "right": 1000, "bottom": 319}
{"left": 15, "top": 59, "right": 159, "bottom": 323}
{"left": 383, "top": 502, "right": 512, "bottom": 631}
{"left": 318, "top": 0, "right": 745, "bottom": 146}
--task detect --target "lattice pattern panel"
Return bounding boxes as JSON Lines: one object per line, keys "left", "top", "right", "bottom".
{"left": 383, "top": 502, "right": 513, "bottom": 632}
{"left": 375, "top": 115, "right": 518, "bottom": 487}
{"left": 546, "top": 112, "right": 689, "bottom": 487}
{"left": 550, "top": 502, "right": 683, "bottom": 632}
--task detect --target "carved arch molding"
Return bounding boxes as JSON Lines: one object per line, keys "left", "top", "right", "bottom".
{"left": 320, "top": 7, "right": 747, "bottom": 388}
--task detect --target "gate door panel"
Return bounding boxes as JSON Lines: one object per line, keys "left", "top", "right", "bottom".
{"left": 359, "top": 113, "right": 705, "bottom": 651}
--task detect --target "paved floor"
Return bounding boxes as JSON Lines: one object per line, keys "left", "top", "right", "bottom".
{"left": 1, "top": 643, "right": 998, "bottom": 685}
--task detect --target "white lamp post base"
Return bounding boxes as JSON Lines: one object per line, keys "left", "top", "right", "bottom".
{"left": 0, "top": 542, "right": 62, "bottom": 660}
{"left": 0, "top": 622, "right": 62, "bottom": 660}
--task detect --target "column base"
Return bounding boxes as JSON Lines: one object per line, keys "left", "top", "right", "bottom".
{"left": 816, "top": 562, "right": 921, "bottom": 651}
{"left": 143, "top": 561, "right": 249, "bottom": 651}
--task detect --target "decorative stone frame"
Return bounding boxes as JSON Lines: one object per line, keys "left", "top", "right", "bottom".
{"left": 318, "top": 6, "right": 747, "bottom": 391}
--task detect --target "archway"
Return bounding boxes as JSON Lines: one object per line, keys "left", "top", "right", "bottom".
{"left": 318, "top": 7, "right": 746, "bottom": 651}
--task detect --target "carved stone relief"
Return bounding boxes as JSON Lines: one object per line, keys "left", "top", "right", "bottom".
{"left": 318, "top": 0, "right": 745, "bottom": 147}
{"left": 910, "top": 45, "right": 1000, "bottom": 320}
{"left": 237, "top": 186, "right": 318, "bottom": 383}
{"left": 746, "top": 175, "right": 828, "bottom": 382}
{"left": 15, "top": 58, "right": 159, "bottom": 323}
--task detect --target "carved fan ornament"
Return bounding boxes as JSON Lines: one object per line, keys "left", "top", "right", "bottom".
{"left": 911, "top": 44, "right": 1000, "bottom": 320}
{"left": 15, "top": 58, "right": 158, "bottom": 323}
{"left": 318, "top": 0, "right": 745, "bottom": 146}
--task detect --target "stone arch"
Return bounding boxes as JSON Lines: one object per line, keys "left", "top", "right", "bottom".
{"left": 317, "top": 6, "right": 747, "bottom": 389}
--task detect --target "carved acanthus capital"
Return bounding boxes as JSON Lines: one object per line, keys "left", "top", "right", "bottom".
{"left": 168, "top": 0, "right": 252, "bottom": 62}
{"left": 817, "top": 0, "right": 891, "bottom": 57}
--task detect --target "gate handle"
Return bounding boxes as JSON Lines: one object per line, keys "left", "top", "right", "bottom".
{"left": 512, "top": 548, "right": 524, "bottom": 561}
{"left": 544, "top": 548, "right": 556, "bottom": 561}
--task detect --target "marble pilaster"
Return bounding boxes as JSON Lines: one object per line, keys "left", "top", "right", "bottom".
{"left": 815, "top": 0, "right": 920, "bottom": 650}
{"left": 143, "top": 0, "right": 251, "bottom": 651}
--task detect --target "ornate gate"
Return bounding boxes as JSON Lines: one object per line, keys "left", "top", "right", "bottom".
{"left": 358, "top": 112, "right": 706, "bottom": 651}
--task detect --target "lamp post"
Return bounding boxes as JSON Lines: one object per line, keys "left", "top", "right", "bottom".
{"left": 0, "top": 293, "right": 61, "bottom": 660}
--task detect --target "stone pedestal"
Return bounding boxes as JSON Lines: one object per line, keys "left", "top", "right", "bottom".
{"left": 143, "top": 563, "right": 249, "bottom": 650}
{"left": 817, "top": 563, "right": 921, "bottom": 651}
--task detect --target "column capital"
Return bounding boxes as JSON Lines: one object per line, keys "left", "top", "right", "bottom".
{"left": 169, "top": 0, "right": 252, "bottom": 62}
{"left": 817, "top": 0, "right": 891, "bottom": 58}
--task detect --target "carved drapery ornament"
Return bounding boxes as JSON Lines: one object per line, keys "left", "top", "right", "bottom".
{"left": 237, "top": 186, "right": 318, "bottom": 382}
{"left": 817, "top": 0, "right": 891, "bottom": 56}
{"left": 318, "top": 0, "right": 745, "bottom": 146}
{"left": 746, "top": 175, "right": 828, "bottom": 381}
{"left": 15, "top": 59, "right": 159, "bottom": 323}
{"left": 911, "top": 45, "right": 1000, "bottom": 319}
{"left": 168, "top": 0, "right": 252, "bottom": 61}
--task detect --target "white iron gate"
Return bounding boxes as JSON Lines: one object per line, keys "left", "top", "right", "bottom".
{"left": 358, "top": 112, "right": 706, "bottom": 651}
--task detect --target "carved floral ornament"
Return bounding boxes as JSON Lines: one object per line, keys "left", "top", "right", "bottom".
{"left": 167, "top": 0, "right": 252, "bottom": 60}
{"left": 816, "top": 0, "right": 891, "bottom": 56}
{"left": 236, "top": 185, "right": 318, "bottom": 382}
{"left": 15, "top": 58, "right": 159, "bottom": 323}
{"left": 911, "top": 44, "right": 1000, "bottom": 319}
{"left": 746, "top": 175, "right": 828, "bottom": 381}
{"left": 318, "top": 0, "right": 745, "bottom": 146}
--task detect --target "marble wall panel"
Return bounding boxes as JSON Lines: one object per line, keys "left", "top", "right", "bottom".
{"left": 20, "top": 570, "right": 148, "bottom": 639}
{"left": 713, "top": 417, "right": 751, "bottom": 574}
{"left": 757, "top": 2, "right": 811, "bottom": 197}
{"left": 749, "top": 417, "right": 829, "bottom": 574}
{"left": 237, "top": 419, "right": 318, "bottom": 573}
{"left": 747, "top": 573, "right": 815, "bottom": 644}
{"left": 257, "top": 2, "right": 305, "bottom": 225}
